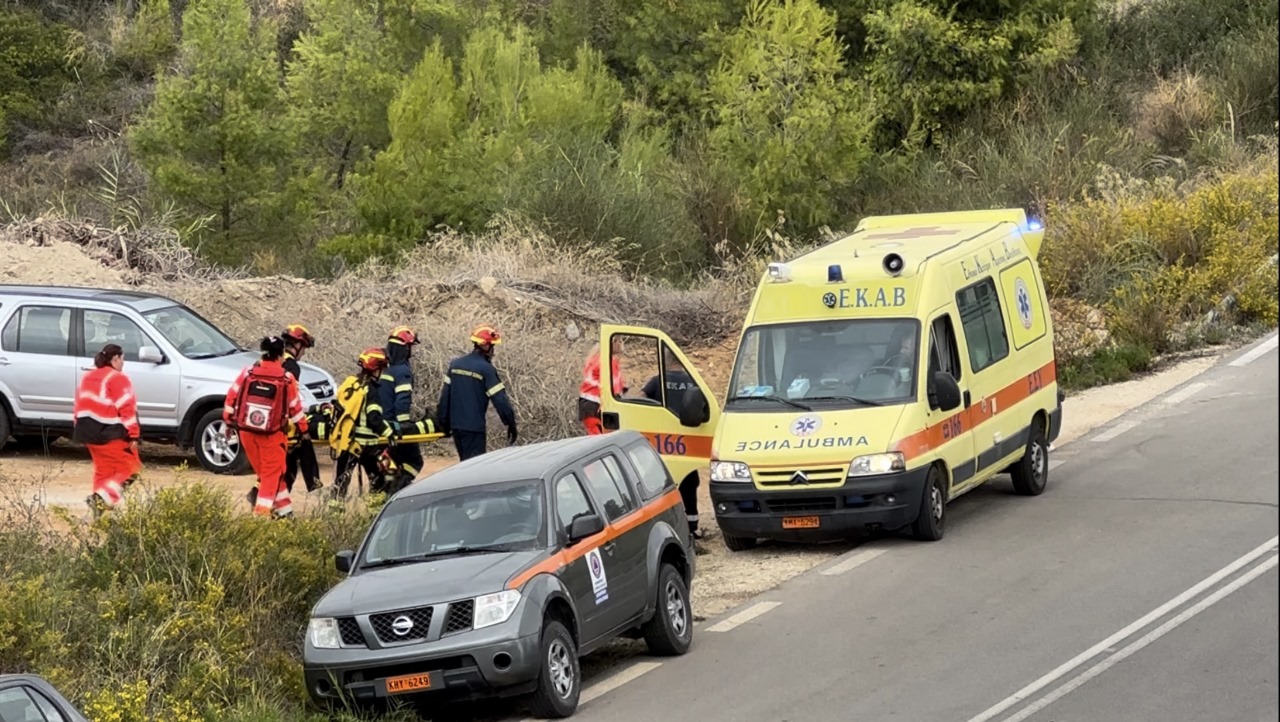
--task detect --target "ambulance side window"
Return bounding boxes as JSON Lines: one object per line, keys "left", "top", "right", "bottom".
{"left": 929, "top": 314, "right": 963, "bottom": 381}
{"left": 956, "top": 278, "right": 1010, "bottom": 373}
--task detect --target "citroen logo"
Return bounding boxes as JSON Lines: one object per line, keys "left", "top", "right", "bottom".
{"left": 790, "top": 471, "right": 809, "bottom": 485}
{"left": 391, "top": 615, "right": 414, "bottom": 636}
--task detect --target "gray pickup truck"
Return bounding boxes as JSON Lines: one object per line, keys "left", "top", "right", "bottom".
{"left": 0, "top": 285, "right": 337, "bottom": 474}
{"left": 304, "top": 431, "right": 696, "bottom": 719}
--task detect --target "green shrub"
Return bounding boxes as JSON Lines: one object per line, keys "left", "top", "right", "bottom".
{"left": 1059, "top": 341, "right": 1153, "bottom": 390}
{"left": 0, "top": 480, "right": 380, "bottom": 720}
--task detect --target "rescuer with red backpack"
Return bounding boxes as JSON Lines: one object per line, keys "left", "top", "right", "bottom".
{"left": 224, "top": 336, "right": 308, "bottom": 519}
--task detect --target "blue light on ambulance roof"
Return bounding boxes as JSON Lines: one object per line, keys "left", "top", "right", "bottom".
{"left": 828, "top": 264, "right": 843, "bottom": 283}
{"left": 1027, "top": 219, "right": 1043, "bottom": 231}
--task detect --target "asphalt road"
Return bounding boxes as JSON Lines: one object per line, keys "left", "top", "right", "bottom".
{"left": 551, "top": 333, "right": 1280, "bottom": 722}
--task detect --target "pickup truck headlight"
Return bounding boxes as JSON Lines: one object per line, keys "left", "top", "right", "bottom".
{"left": 846, "top": 452, "right": 906, "bottom": 477}
{"left": 710, "top": 461, "right": 751, "bottom": 482}
{"left": 308, "top": 617, "right": 341, "bottom": 649}
{"left": 474, "top": 590, "right": 522, "bottom": 630}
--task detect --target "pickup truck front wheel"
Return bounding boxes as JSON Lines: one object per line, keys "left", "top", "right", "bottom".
{"left": 642, "top": 563, "right": 693, "bottom": 656}
{"left": 193, "top": 408, "right": 250, "bottom": 475}
{"left": 527, "top": 619, "right": 579, "bottom": 719}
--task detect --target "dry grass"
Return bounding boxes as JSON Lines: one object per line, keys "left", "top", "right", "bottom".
{"left": 1134, "top": 71, "right": 1219, "bottom": 154}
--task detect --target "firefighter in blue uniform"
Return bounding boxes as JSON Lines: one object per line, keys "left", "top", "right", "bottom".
{"left": 378, "top": 325, "right": 437, "bottom": 492}
{"left": 437, "top": 324, "right": 517, "bottom": 461}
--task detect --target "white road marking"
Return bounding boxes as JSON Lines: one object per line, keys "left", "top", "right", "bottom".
{"left": 705, "top": 601, "right": 782, "bottom": 633}
{"left": 1159, "top": 381, "right": 1208, "bottom": 407}
{"left": 821, "top": 547, "right": 889, "bottom": 576}
{"left": 1090, "top": 420, "right": 1138, "bottom": 444}
{"left": 516, "top": 662, "right": 663, "bottom": 721}
{"left": 1000, "top": 553, "right": 1279, "bottom": 722}
{"left": 965, "top": 535, "right": 1280, "bottom": 722}
{"left": 1229, "top": 332, "right": 1278, "bottom": 367}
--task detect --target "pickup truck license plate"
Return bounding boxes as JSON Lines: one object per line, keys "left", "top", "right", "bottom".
{"left": 782, "top": 515, "right": 820, "bottom": 529}
{"left": 386, "top": 672, "right": 432, "bottom": 695}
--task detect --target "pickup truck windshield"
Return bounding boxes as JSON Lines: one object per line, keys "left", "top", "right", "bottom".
{"left": 361, "top": 480, "right": 547, "bottom": 568}
{"left": 142, "top": 305, "right": 240, "bottom": 359}
{"left": 727, "top": 318, "right": 921, "bottom": 410}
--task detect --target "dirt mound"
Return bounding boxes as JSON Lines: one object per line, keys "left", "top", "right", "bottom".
{"left": 1, "top": 217, "right": 749, "bottom": 445}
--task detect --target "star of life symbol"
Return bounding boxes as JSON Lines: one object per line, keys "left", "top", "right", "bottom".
{"left": 1015, "top": 278, "right": 1034, "bottom": 330}
{"left": 791, "top": 415, "right": 821, "bottom": 437}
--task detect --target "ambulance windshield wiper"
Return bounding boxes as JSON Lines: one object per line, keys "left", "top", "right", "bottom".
{"left": 728, "top": 394, "right": 812, "bottom": 411}
{"left": 806, "top": 395, "right": 884, "bottom": 407}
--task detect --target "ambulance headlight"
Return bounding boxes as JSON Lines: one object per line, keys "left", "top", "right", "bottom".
{"left": 711, "top": 461, "right": 752, "bottom": 482}
{"left": 846, "top": 453, "right": 905, "bottom": 477}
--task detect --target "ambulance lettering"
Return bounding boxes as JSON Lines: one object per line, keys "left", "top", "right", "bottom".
{"left": 825, "top": 287, "right": 908, "bottom": 309}
{"left": 735, "top": 436, "right": 869, "bottom": 453}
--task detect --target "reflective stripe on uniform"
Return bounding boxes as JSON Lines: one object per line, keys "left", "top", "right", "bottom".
{"left": 395, "top": 384, "right": 412, "bottom": 393}
{"left": 452, "top": 368, "right": 484, "bottom": 381}
{"left": 487, "top": 382, "right": 505, "bottom": 397}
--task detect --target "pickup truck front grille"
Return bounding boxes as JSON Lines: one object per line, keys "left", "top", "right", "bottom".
{"left": 443, "top": 600, "right": 474, "bottom": 635}
{"left": 370, "top": 606, "right": 434, "bottom": 644}
{"left": 337, "top": 617, "right": 365, "bottom": 647}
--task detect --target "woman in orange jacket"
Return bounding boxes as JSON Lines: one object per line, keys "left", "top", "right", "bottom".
{"left": 73, "top": 343, "right": 143, "bottom": 518}
{"left": 578, "top": 337, "right": 626, "bottom": 435}
{"left": 224, "top": 336, "right": 308, "bottom": 519}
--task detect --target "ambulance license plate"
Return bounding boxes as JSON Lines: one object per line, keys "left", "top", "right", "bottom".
{"left": 782, "top": 515, "right": 820, "bottom": 529}
{"left": 386, "top": 672, "right": 432, "bottom": 695}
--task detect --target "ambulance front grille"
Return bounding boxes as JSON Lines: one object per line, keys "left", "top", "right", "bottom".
{"left": 752, "top": 466, "right": 847, "bottom": 486}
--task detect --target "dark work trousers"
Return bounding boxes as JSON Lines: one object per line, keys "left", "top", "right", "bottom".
{"left": 285, "top": 438, "right": 322, "bottom": 493}
{"left": 679, "top": 471, "right": 701, "bottom": 534}
{"left": 390, "top": 442, "right": 424, "bottom": 479}
{"left": 453, "top": 430, "right": 487, "bottom": 462}
{"left": 332, "top": 448, "right": 387, "bottom": 497}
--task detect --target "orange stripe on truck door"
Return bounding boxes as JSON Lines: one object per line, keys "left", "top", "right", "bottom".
{"left": 506, "top": 488, "right": 684, "bottom": 590}
{"left": 892, "top": 360, "right": 1057, "bottom": 461}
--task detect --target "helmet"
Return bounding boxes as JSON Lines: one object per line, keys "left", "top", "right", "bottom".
{"left": 358, "top": 347, "right": 389, "bottom": 373}
{"left": 388, "top": 326, "right": 419, "bottom": 346}
{"left": 282, "top": 323, "right": 315, "bottom": 348}
{"left": 470, "top": 324, "right": 502, "bottom": 347}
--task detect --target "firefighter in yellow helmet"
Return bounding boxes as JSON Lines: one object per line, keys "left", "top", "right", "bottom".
{"left": 329, "top": 347, "right": 398, "bottom": 500}
{"left": 378, "top": 326, "right": 440, "bottom": 491}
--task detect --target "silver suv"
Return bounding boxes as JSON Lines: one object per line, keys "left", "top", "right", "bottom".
{"left": 0, "top": 285, "right": 337, "bottom": 475}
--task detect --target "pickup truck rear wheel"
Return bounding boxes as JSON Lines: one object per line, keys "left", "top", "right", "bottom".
{"left": 527, "top": 619, "right": 579, "bottom": 719}
{"left": 643, "top": 562, "right": 693, "bottom": 656}
{"left": 193, "top": 408, "right": 250, "bottom": 475}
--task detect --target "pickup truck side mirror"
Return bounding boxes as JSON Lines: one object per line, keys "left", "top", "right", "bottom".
{"left": 138, "top": 345, "right": 165, "bottom": 364}
{"left": 566, "top": 514, "right": 605, "bottom": 545}
{"left": 678, "top": 386, "right": 711, "bottom": 428}
{"left": 335, "top": 550, "right": 355, "bottom": 574}
{"left": 928, "top": 371, "right": 962, "bottom": 412}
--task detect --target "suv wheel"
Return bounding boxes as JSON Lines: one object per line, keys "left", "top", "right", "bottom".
{"left": 0, "top": 404, "right": 10, "bottom": 453}
{"left": 642, "top": 562, "right": 694, "bottom": 656}
{"left": 194, "top": 408, "right": 250, "bottom": 475}
{"left": 527, "top": 619, "right": 579, "bottom": 719}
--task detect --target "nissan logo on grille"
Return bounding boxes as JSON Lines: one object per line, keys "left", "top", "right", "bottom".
{"left": 391, "top": 615, "right": 414, "bottom": 636}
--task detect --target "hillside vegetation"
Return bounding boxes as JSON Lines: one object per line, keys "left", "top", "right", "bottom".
{"left": 0, "top": 0, "right": 1277, "bottom": 719}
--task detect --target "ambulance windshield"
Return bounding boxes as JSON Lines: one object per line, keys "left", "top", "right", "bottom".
{"left": 727, "top": 318, "right": 921, "bottom": 410}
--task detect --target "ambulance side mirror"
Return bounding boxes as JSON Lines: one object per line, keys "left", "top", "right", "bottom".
{"left": 929, "top": 372, "right": 962, "bottom": 412}
{"left": 678, "top": 386, "right": 711, "bottom": 428}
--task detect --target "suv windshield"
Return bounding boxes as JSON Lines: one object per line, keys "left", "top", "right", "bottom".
{"left": 727, "top": 318, "right": 921, "bottom": 410}
{"left": 360, "top": 480, "right": 547, "bottom": 569}
{"left": 141, "top": 305, "right": 240, "bottom": 359}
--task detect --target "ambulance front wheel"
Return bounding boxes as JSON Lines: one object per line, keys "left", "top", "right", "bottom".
{"left": 194, "top": 408, "right": 251, "bottom": 475}
{"left": 910, "top": 464, "right": 947, "bottom": 542}
{"left": 721, "top": 532, "right": 758, "bottom": 552}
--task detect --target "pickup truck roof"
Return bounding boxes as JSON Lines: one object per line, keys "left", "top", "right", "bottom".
{"left": 405, "top": 430, "right": 650, "bottom": 496}
{"left": 0, "top": 284, "right": 184, "bottom": 314}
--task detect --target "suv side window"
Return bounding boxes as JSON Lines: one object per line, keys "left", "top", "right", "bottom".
{"left": 554, "top": 473, "right": 595, "bottom": 534}
{"left": 581, "top": 457, "right": 636, "bottom": 522}
{"left": 1, "top": 306, "right": 72, "bottom": 356}
{"left": 0, "top": 686, "right": 59, "bottom": 722}
{"left": 624, "top": 440, "right": 672, "bottom": 500}
{"left": 82, "top": 310, "right": 151, "bottom": 361}
{"left": 955, "top": 278, "right": 1010, "bottom": 372}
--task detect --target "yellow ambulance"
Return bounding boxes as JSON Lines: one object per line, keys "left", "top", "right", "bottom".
{"left": 597, "top": 208, "right": 1063, "bottom": 550}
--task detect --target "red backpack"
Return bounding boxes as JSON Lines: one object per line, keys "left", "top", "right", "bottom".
{"left": 233, "top": 362, "right": 290, "bottom": 434}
